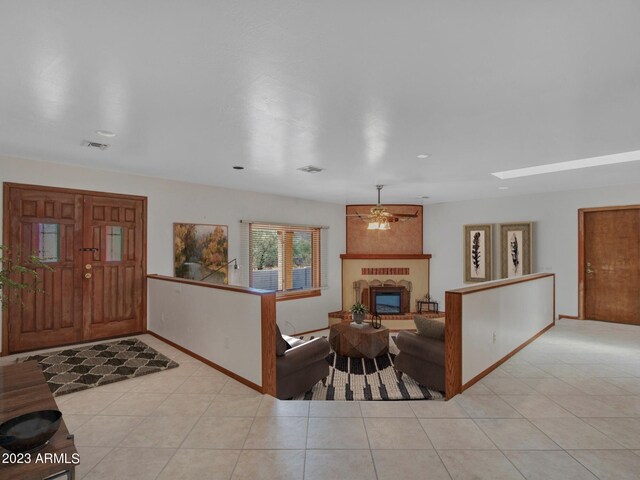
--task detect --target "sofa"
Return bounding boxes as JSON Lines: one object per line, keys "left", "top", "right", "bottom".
{"left": 393, "top": 330, "right": 445, "bottom": 392}
{"left": 276, "top": 330, "right": 330, "bottom": 399}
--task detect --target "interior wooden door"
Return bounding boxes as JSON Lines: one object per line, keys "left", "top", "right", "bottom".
{"left": 82, "top": 195, "right": 145, "bottom": 340}
{"left": 583, "top": 208, "right": 640, "bottom": 324}
{"left": 3, "top": 184, "right": 146, "bottom": 354}
{"left": 6, "top": 187, "right": 84, "bottom": 352}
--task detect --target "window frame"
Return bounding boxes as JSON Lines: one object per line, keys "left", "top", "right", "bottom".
{"left": 248, "top": 222, "right": 322, "bottom": 300}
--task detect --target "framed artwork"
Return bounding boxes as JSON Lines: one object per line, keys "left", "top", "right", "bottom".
{"left": 173, "top": 223, "right": 229, "bottom": 284}
{"left": 463, "top": 224, "right": 492, "bottom": 283}
{"left": 500, "top": 222, "right": 533, "bottom": 278}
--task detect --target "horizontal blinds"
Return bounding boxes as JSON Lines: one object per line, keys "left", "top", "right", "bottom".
{"left": 239, "top": 220, "right": 329, "bottom": 291}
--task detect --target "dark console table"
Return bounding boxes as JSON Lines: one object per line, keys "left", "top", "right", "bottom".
{"left": 0, "top": 361, "right": 77, "bottom": 480}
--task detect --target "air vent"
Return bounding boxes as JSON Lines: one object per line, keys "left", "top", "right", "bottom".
{"left": 297, "top": 165, "right": 324, "bottom": 173}
{"left": 82, "top": 140, "right": 109, "bottom": 150}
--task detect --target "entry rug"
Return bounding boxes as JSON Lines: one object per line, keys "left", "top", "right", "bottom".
{"left": 17, "top": 339, "right": 179, "bottom": 397}
{"left": 293, "top": 335, "right": 444, "bottom": 401}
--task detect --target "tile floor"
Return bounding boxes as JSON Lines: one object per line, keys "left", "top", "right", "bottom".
{"left": 1, "top": 319, "right": 640, "bottom": 479}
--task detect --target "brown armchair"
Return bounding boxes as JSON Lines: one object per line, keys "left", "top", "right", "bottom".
{"left": 276, "top": 332, "right": 330, "bottom": 399}
{"left": 393, "top": 330, "right": 445, "bottom": 392}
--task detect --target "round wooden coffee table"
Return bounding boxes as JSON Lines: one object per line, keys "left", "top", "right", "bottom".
{"left": 329, "top": 322, "right": 389, "bottom": 359}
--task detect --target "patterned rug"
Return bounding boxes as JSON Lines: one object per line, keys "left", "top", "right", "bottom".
{"left": 17, "top": 339, "right": 179, "bottom": 396}
{"left": 293, "top": 334, "right": 443, "bottom": 401}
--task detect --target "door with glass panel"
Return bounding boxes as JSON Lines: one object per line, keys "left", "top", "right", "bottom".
{"left": 4, "top": 184, "right": 146, "bottom": 354}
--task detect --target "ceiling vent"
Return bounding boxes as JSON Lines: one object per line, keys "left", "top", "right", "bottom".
{"left": 297, "top": 165, "right": 324, "bottom": 173}
{"left": 83, "top": 140, "right": 109, "bottom": 150}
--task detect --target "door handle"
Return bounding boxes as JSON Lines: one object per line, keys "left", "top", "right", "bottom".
{"left": 586, "top": 262, "right": 595, "bottom": 275}
{"left": 84, "top": 273, "right": 92, "bottom": 279}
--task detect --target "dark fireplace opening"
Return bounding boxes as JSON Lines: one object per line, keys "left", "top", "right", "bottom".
{"left": 375, "top": 292, "right": 401, "bottom": 314}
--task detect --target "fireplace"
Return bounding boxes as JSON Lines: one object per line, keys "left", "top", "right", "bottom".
{"left": 369, "top": 286, "right": 410, "bottom": 315}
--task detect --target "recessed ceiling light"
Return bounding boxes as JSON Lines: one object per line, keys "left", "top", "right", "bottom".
{"left": 95, "top": 130, "right": 116, "bottom": 137}
{"left": 232, "top": 166, "right": 244, "bottom": 170}
{"left": 491, "top": 150, "right": 640, "bottom": 179}
{"left": 416, "top": 154, "right": 430, "bottom": 159}
{"left": 498, "top": 186, "right": 509, "bottom": 190}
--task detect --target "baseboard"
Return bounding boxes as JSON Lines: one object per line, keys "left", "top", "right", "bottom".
{"left": 147, "top": 330, "right": 263, "bottom": 395}
{"left": 558, "top": 314, "right": 579, "bottom": 320}
{"left": 461, "top": 322, "right": 555, "bottom": 392}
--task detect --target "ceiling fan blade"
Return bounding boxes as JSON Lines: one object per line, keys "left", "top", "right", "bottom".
{"left": 390, "top": 212, "right": 419, "bottom": 217}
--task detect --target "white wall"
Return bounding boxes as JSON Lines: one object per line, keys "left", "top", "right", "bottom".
{"left": 425, "top": 184, "right": 640, "bottom": 316}
{"left": 461, "top": 274, "right": 554, "bottom": 384}
{"left": 0, "top": 155, "right": 345, "bottom": 347}
{"left": 148, "top": 277, "right": 264, "bottom": 385}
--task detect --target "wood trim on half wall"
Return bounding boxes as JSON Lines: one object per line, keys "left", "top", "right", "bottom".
{"left": 444, "top": 273, "right": 555, "bottom": 400}
{"left": 260, "top": 294, "right": 277, "bottom": 396}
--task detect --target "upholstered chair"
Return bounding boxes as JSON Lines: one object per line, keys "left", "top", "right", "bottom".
{"left": 275, "top": 326, "right": 330, "bottom": 399}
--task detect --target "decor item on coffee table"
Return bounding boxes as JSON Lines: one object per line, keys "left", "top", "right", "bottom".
{"left": 18, "top": 339, "right": 179, "bottom": 396}
{"left": 349, "top": 302, "right": 367, "bottom": 324}
{"left": 499, "top": 222, "right": 533, "bottom": 278}
{"left": 463, "top": 224, "right": 492, "bottom": 283}
{"left": 329, "top": 322, "right": 389, "bottom": 359}
{"left": 292, "top": 333, "right": 443, "bottom": 401}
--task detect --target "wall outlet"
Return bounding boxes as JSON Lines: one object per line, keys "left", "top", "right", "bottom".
{"left": 161, "top": 312, "right": 166, "bottom": 323}
{"left": 492, "top": 332, "right": 497, "bottom": 344}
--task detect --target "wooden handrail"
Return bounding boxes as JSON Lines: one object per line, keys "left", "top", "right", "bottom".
{"left": 446, "top": 273, "right": 554, "bottom": 295}
{"left": 147, "top": 274, "right": 274, "bottom": 296}
{"left": 340, "top": 254, "right": 432, "bottom": 259}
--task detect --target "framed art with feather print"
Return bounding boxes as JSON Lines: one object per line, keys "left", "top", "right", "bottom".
{"left": 499, "top": 222, "right": 533, "bottom": 278}
{"left": 464, "top": 224, "right": 492, "bottom": 283}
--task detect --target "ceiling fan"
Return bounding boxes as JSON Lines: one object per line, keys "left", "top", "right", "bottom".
{"left": 347, "top": 185, "right": 419, "bottom": 230}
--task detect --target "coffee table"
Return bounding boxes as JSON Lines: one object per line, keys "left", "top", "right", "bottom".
{"left": 329, "top": 322, "right": 389, "bottom": 359}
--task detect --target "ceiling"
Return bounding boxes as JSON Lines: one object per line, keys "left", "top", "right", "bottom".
{"left": 2, "top": 1, "right": 640, "bottom": 205}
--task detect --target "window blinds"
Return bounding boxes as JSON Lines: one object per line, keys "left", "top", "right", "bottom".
{"left": 239, "top": 221, "right": 329, "bottom": 291}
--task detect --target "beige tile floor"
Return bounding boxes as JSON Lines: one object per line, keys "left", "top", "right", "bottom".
{"left": 1, "top": 319, "right": 640, "bottom": 479}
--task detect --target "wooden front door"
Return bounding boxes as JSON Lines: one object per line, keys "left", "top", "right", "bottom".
{"left": 4, "top": 184, "right": 146, "bottom": 354}
{"left": 581, "top": 207, "right": 640, "bottom": 325}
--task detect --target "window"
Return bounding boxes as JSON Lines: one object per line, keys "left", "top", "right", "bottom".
{"left": 37, "top": 223, "right": 58, "bottom": 263}
{"left": 242, "top": 222, "right": 328, "bottom": 294}
{"left": 105, "top": 226, "right": 123, "bottom": 262}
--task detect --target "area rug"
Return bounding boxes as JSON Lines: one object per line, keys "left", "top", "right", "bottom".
{"left": 293, "top": 335, "right": 443, "bottom": 401}
{"left": 17, "top": 339, "right": 179, "bottom": 397}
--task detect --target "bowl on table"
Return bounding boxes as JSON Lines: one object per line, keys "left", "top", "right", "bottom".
{"left": 0, "top": 410, "right": 63, "bottom": 453}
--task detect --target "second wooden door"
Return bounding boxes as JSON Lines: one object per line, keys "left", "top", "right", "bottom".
{"left": 582, "top": 207, "right": 640, "bottom": 325}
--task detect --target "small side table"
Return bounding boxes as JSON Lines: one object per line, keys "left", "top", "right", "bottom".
{"left": 416, "top": 300, "right": 439, "bottom": 313}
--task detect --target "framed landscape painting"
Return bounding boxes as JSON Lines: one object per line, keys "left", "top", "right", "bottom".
{"left": 500, "top": 222, "right": 533, "bottom": 278}
{"left": 463, "top": 224, "right": 492, "bottom": 283}
{"left": 174, "top": 223, "right": 229, "bottom": 284}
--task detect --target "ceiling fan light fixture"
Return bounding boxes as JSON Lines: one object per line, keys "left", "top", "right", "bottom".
{"left": 379, "top": 219, "right": 390, "bottom": 230}
{"left": 367, "top": 221, "right": 380, "bottom": 230}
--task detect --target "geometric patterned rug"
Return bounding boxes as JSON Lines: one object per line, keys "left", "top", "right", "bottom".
{"left": 17, "top": 339, "right": 179, "bottom": 397}
{"left": 293, "top": 334, "right": 443, "bottom": 401}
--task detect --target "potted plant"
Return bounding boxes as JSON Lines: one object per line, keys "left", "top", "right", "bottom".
{"left": 1, "top": 245, "right": 51, "bottom": 306}
{"left": 350, "top": 302, "right": 367, "bottom": 324}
